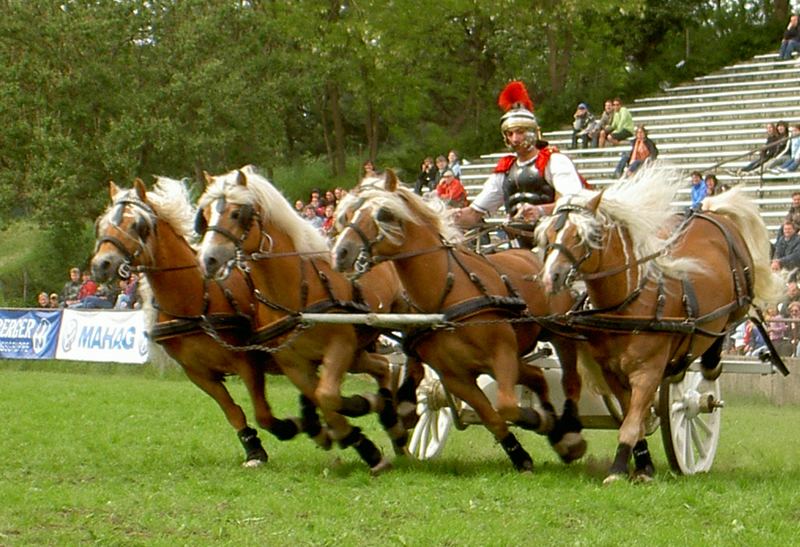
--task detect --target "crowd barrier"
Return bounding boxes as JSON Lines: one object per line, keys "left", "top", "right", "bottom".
{"left": 0, "top": 308, "right": 148, "bottom": 364}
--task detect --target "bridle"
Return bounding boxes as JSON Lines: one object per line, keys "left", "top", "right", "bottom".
{"left": 96, "top": 197, "right": 156, "bottom": 278}
{"left": 543, "top": 203, "right": 598, "bottom": 286}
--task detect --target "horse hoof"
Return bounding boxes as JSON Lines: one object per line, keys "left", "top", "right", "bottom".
{"left": 632, "top": 472, "right": 654, "bottom": 484}
{"left": 554, "top": 433, "right": 587, "bottom": 463}
{"left": 313, "top": 428, "right": 333, "bottom": 451}
{"left": 517, "top": 460, "right": 534, "bottom": 473}
{"left": 370, "top": 458, "right": 393, "bottom": 476}
{"left": 242, "top": 458, "right": 265, "bottom": 469}
{"left": 602, "top": 473, "right": 628, "bottom": 485}
{"left": 701, "top": 363, "right": 722, "bottom": 381}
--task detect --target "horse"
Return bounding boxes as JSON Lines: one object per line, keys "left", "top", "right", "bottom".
{"left": 91, "top": 177, "right": 331, "bottom": 467}
{"left": 535, "top": 166, "right": 784, "bottom": 483}
{"left": 194, "top": 166, "right": 412, "bottom": 473}
{"left": 330, "top": 171, "right": 587, "bottom": 471}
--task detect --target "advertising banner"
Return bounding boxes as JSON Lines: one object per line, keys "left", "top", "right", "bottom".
{"left": 56, "top": 309, "right": 149, "bottom": 364}
{"left": 0, "top": 309, "right": 62, "bottom": 359}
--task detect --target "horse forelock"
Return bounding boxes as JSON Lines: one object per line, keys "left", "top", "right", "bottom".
{"left": 98, "top": 187, "right": 157, "bottom": 239}
{"left": 199, "top": 167, "right": 329, "bottom": 256}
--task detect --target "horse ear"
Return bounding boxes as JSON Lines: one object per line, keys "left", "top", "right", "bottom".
{"left": 384, "top": 169, "right": 398, "bottom": 192}
{"left": 235, "top": 170, "right": 248, "bottom": 187}
{"left": 133, "top": 178, "right": 148, "bottom": 201}
{"left": 108, "top": 181, "right": 120, "bottom": 199}
{"left": 203, "top": 171, "right": 213, "bottom": 186}
{"left": 586, "top": 190, "right": 604, "bottom": 212}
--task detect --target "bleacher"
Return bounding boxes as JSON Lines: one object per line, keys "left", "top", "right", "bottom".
{"left": 461, "top": 52, "right": 800, "bottom": 236}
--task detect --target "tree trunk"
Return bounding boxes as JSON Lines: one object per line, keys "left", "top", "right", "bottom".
{"left": 773, "top": 0, "right": 789, "bottom": 23}
{"left": 326, "top": 80, "right": 346, "bottom": 176}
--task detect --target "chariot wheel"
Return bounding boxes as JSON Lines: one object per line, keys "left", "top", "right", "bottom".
{"left": 408, "top": 365, "right": 456, "bottom": 460}
{"left": 658, "top": 371, "right": 723, "bottom": 475}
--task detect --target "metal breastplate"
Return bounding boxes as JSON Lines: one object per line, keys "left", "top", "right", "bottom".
{"left": 502, "top": 162, "right": 554, "bottom": 216}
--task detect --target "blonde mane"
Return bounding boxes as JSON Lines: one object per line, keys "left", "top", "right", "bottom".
{"left": 198, "top": 165, "right": 330, "bottom": 256}
{"left": 340, "top": 178, "right": 463, "bottom": 245}
{"left": 147, "top": 176, "right": 197, "bottom": 239}
{"left": 537, "top": 164, "right": 698, "bottom": 279}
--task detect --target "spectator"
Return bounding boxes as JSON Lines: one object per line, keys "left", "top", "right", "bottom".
{"left": 766, "top": 121, "right": 792, "bottom": 170}
{"left": 414, "top": 156, "right": 437, "bottom": 195}
{"left": 772, "top": 220, "right": 800, "bottom": 272}
{"left": 334, "top": 186, "right": 348, "bottom": 202}
{"left": 447, "top": 150, "right": 462, "bottom": 178}
{"left": 774, "top": 124, "right": 800, "bottom": 173}
{"left": 36, "top": 292, "right": 49, "bottom": 308}
{"left": 705, "top": 173, "right": 720, "bottom": 196}
{"left": 61, "top": 267, "right": 83, "bottom": 307}
{"left": 599, "top": 97, "right": 634, "bottom": 148}
{"left": 740, "top": 123, "right": 781, "bottom": 173}
{"left": 779, "top": 14, "right": 800, "bottom": 60}
{"left": 779, "top": 280, "right": 800, "bottom": 316}
{"left": 613, "top": 125, "right": 658, "bottom": 178}
{"left": 433, "top": 155, "right": 449, "bottom": 185}
{"left": 586, "top": 99, "right": 614, "bottom": 148}
{"left": 689, "top": 171, "right": 707, "bottom": 210}
{"left": 302, "top": 204, "right": 323, "bottom": 230}
{"left": 571, "top": 102, "right": 595, "bottom": 149}
{"left": 294, "top": 199, "right": 305, "bottom": 215}
{"left": 361, "top": 160, "right": 377, "bottom": 180}
{"left": 48, "top": 293, "right": 60, "bottom": 309}
{"left": 321, "top": 203, "right": 336, "bottom": 236}
{"left": 435, "top": 170, "right": 468, "bottom": 208}
{"left": 324, "top": 190, "right": 337, "bottom": 208}
{"left": 764, "top": 306, "right": 791, "bottom": 356}
{"left": 114, "top": 273, "right": 139, "bottom": 309}
{"left": 774, "top": 192, "right": 800, "bottom": 249}
{"left": 70, "top": 278, "right": 116, "bottom": 309}
{"left": 785, "top": 301, "right": 800, "bottom": 356}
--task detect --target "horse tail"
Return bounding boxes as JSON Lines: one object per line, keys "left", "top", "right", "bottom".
{"left": 702, "top": 189, "right": 784, "bottom": 305}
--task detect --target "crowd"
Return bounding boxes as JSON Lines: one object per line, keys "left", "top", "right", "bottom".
{"left": 35, "top": 266, "right": 140, "bottom": 310}
{"left": 414, "top": 150, "right": 468, "bottom": 207}
{"left": 293, "top": 179, "right": 351, "bottom": 237}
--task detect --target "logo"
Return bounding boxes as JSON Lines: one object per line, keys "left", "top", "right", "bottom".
{"left": 31, "top": 319, "right": 51, "bottom": 353}
{"left": 60, "top": 318, "right": 79, "bottom": 352}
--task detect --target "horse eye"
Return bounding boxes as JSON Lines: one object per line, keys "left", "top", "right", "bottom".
{"left": 375, "top": 208, "right": 394, "bottom": 222}
{"left": 231, "top": 209, "right": 240, "bottom": 220}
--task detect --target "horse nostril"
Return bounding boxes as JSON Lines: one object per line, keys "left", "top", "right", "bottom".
{"left": 204, "top": 255, "right": 219, "bottom": 276}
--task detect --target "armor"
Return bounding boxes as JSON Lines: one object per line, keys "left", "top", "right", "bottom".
{"left": 502, "top": 160, "right": 554, "bottom": 217}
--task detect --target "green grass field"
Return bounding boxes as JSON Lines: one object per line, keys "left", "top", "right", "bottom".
{"left": 1, "top": 363, "right": 799, "bottom": 546}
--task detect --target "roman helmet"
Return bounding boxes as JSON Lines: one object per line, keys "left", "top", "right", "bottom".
{"left": 498, "top": 81, "right": 540, "bottom": 151}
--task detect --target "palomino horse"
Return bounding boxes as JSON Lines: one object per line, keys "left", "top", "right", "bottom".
{"left": 331, "top": 171, "right": 587, "bottom": 471}
{"left": 91, "top": 177, "right": 330, "bottom": 467}
{"left": 536, "top": 167, "right": 783, "bottom": 483}
{"left": 195, "top": 166, "right": 410, "bottom": 473}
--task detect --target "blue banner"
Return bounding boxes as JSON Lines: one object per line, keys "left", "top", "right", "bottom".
{"left": 0, "top": 309, "right": 62, "bottom": 359}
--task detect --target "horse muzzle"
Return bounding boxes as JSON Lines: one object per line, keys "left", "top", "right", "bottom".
{"left": 91, "top": 252, "right": 125, "bottom": 283}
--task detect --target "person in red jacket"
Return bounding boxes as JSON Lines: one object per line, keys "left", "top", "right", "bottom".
{"left": 435, "top": 170, "right": 468, "bottom": 208}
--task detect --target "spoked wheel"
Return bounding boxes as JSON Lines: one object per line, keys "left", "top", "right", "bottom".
{"left": 658, "top": 371, "right": 723, "bottom": 475}
{"left": 408, "top": 365, "right": 457, "bottom": 460}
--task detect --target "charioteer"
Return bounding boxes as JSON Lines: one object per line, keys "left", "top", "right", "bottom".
{"left": 455, "top": 81, "right": 586, "bottom": 237}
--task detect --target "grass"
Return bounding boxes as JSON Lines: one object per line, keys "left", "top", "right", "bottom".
{"left": 1, "top": 362, "right": 799, "bottom": 546}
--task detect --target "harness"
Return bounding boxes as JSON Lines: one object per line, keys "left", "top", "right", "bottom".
{"left": 201, "top": 200, "right": 375, "bottom": 350}
{"left": 542, "top": 206, "right": 789, "bottom": 376}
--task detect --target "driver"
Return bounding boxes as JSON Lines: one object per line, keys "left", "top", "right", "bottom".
{"left": 455, "top": 81, "right": 585, "bottom": 231}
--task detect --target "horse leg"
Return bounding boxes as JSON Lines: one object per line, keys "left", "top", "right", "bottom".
{"left": 238, "top": 359, "right": 304, "bottom": 442}
{"left": 353, "top": 351, "right": 409, "bottom": 456}
{"left": 443, "top": 373, "right": 533, "bottom": 472}
{"left": 184, "top": 369, "right": 268, "bottom": 467}
{"left": 605, "top": 371, "right": 660, "bottom": 484}
{"left": 547, "top": 341, "right": 587, "bottom": 463}
{"left": 513, "top": 361, "right": 557, "bottom": 434}
{"left": 278, "top": 364, "right": 332, "bottom": 450}
{"left": 396, "top": 355, "right": 424, "bottom": 429}
{"left": 700, "top": 336, "right": 725, "bottom": 380}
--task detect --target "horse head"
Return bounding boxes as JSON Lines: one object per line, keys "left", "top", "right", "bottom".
{"left": 537, "top": 191, "right": 604, "bottom": 294}
{"left": 331, "top": 170, "right": 413, "bottom": 275}
{"left": 196, "top": 169, "right": 262, "bottom": 279}
{"left": 91, "top": 178, "right": 157, "bottom": 282}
